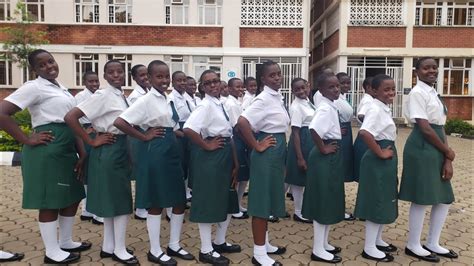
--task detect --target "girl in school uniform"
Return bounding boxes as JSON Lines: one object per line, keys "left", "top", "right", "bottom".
{"left": 0, "top": 49, "right": 89, "bottom": 264}
{"left": 335, "top": 72, "right": 356, "bottom": 221}
{"left": 127, "top": 64, "right": 151, "bottom": 221}
{"left": 285, "top": 77, "right": 315, "bottom": 224}
{"left": 224, "top": 77, "right": 249, "bottom": 219}
{"left": 64, "top": 60, "right": 137, "bottom": 265}
{"left": 241, "top": 77, "right": 257, "bottom": 110}
{"left": 354, "top": 74, "right": 398, "bottom": 262}
{"left": 184, "top": 76, "right": 200, "bottom": 110}
{"left": 301, "top": 73, "right": 344, "bottom": 264}
{"left": 237, "top": 61, "right": 289, "bottom": 266}
{"left": 220, "top": 81, "right": 229, "bottom": 104}
{"left": 184, "top": 70, "right": 241, "bottom": 265}
{"left": 353, "top": 76, "right": 375, "bottom": 182}
{"left": 312, "top": 67, "right": 334, "bottom": 106}
{"left": 114, "top": 60, "right": 194, "bottom": 265}
{"left": 75, "top": 71, "right": 103, "bottom": 225}
{"left": 400, "top": 57, "right": 458, "bottom": 262}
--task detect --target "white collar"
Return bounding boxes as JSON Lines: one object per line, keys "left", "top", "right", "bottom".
{"left": 320, "top": 96, "right": 338, "bottom": 111}
{"left": 205, "top": 94, "right": 222, "bottom": 105}
{"left": 105, "top": 84, "right": 124, "bottom": 96}
{"left": 374, "top": 98, "right": 391, "bottom": 113}
{"left": 134, "top": 85, "right": 148, "bottom": 95}
{"left": 37, "top": 76, "right": 67, "bottom": 91}
{"left": 171, "top": 88, "right": 185, "bottom": 98}
{"left": 417, "top": 80, "right": 437, "bottom": 95}
{"left": 263, "top": 85, "right": 280, "bottom": 96}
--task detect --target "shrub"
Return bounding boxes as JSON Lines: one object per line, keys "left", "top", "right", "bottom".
{"left": 445, "top": 118, "right": 474, "bottom": 138}
{"left": 0, "top": 109, "right": 32, "bottom": 151}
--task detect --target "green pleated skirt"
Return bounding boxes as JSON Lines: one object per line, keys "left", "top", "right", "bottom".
{"left": 21, "top": 123, "right": 85, "bottom": 209}
{"left": 87, "top": 135, "right": 133, "bottom": 217}
{"left": 128, "top": 131, "right": 146, "bottom": 181}
{"left": 177, "top": 122, "right": 190, "bottom": 180}
{"left": 136, "top": 128, "right": 186, "bottom": 209}
{"left": 354, "top": 140, "right": 398, "bottom": 224}
{"left": 353, "top": 132, "right": 368, "bottom": 182}
{"left": 189, "top": 137, "right": 235, "bottom": 223}
{"left": 399, "top": 124, "right": 454, "bottom": 205}
{"left": 340, "top": 122, "right": 355, "bottom": 182}
{"left": 234, "top": 130, "right": 250, "bottom": 182}
{"left": 81, "top": 123, "right": 93, "bottom": 184}
{"left": 302, "top": 139, "right": 345, "bottom": 225}
{"left": 247, "top": 132, "right": 287, "bottom": 219}
{"left": 285, "top": 127, "right": 313, "bottom": 186}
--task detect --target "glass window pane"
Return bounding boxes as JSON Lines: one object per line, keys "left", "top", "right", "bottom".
{"left": 204, "top": 6, "right": 215, "bottom": 24}
{"left": 443, "top": 70, "right": 449, "bottom": 94}
{"left": 449, "top": 70, "right": 463, "bottom": 95}
{"left": 464, "top": 70, "right": 469, "bottom": 95}
{"left": 454, "top": 8, "right": 467, "bottom": 25}
{"left": 422, "top": 8, "right": 435, "bottom": 25}
{"left": 115, "top": 6, "right": 126, "bottom": 22}
{"left": 82, "top": 5, "right": 95, "bottom": 22}
{"left": 0, "top": 61, "right": 6, "bottom": 85}
{"left": 27, "top": 5, "right": 39, "bottom": 21}
{"left": 0, "top": 5, "right": 5, "bottom": 21}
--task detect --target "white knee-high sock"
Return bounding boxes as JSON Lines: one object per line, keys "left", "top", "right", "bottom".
{"left": 215, "top": 214, "right": 232, "bottom": 245}
{"left": 237, "top": 181, "right": 248, "bottom": 211}
{"left": 253, "top": 244, "right": 275, "bottom": 265}
{"left": 364, "top": 221, "right": 385, "bottom": 258}
{"left": 81, "top": 185, "right": 92, "bottom": 216}
{"left": 426, "top": 204, "right": 450, "bottom": 254}
{"left": 113, "top": 215, "right": 133, "bottom": 260}
{"left": 102, "top": 218, "right": 115, "bottom": 253}
{"left": 291, "top": 185, "right": 304, "bottom": 217}
{"left": 407, "top": 203, "right": 430, "bottom": 256}
{"left": 168, "top": 213, "right": 184, "bottom": 251}
{"left": 135, "top": 208, "right": 148, "bottom": 218}
{"left": 323, "top": 224, "right": 335, "bottom": 251}
{"left": 166, "top": 208, "right": 172, "bottom": 219}
{"left": 198, "top": 223, "right": 219, "bottom": 257}
{"left": 265, "top": 231, "right": 278, "bottom": 253}
{"left": 147, "top": 214, "right": 171, "bottom": 261}
{"left": 376, "top": 224, "right": 389, "bottom": 247}
{"left": 58, "top": 215, "right": 81, "bottom": 249}
{"left": 312, "top": 222, "right": 333, "bottom": 260}
{"left": 39, "top": 221, "right": 69, "bottom": 261}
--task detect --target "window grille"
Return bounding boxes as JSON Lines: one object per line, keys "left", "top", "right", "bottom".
{"left": 25, "top": 0, "right": 44, "bottom": 22}
{"left": 75, "top": 0, "right": 99, "bottom": 23}
{"left": 241, "top": 0, "right": 303, "bottom": 27}
{"left": 108, "top": 0, "right": 132, "bottom": 23}
{"left": 74, "top": 54, "right": 99, "bottom": 87}
{"left": 349, "top": 0, "right": 404, "bottom": 26}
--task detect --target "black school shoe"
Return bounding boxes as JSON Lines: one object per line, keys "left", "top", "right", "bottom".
{"left": 405, "top": 247, "right": 440, "bottom": 263}
{"left": 423, "top": 245, "right": 459, "bottom": 259}
{"left": 61, "top": 241, "right": 92, "bottom": 252}
{"left": 267, "top": 246, "right": 286, "bottom": 255}
{"left": 293, "top": 214, "right": 312, "bottom": 224}
{"left": 232, "top": 211, "right": 249, "bottom": 219}
{"left": 344, "top": 213, "right": 356, "bottom": 221}
{"left": 147, "top": 251, "right": 177, "bottom": 265}
{"left": 268, "top": 216, "right": 279, "bottom": 223}
{"left": 92, "top": 217, "right": 103, "bottom": 225}
{"left": 166, "top": 247, "right": 195, "bottom": 260}
{"left": 310, "top": 253, "right": 342, "bottom": 263}
{"left": 111, "top": 253, "right": 140, "bottom": 265}
{"left": 0, "top": 253, "right": 24, "bottom": 262}
{"left": 100, "top": 248, "right": 134, "bottom": 258}
{"left": 327, "top": 246, "right": 341, "bottom": 254}
{"left": 251, "top": 257, "right": 283, "bottom": 266}
{"left": 212, "top": 242, "right": 242, "bottom": 253}
{"left": 361, "top": 250, "right": 394, "bottom": 262}
{"left": 80, "top": 215, "right": 93, "bottom": 221}
{"left": 44, "top": 252, "right": 80, "bottom": 264}
{"left": 198, "top": 251, "right": 230, "bottom": 265}
{"left": 377, "top": 244, "right": 397, "bottom": 253}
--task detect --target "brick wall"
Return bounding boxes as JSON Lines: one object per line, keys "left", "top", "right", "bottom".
{"left": 413, "top": 27, "right": 474, "bottom": 48}
{"left": 442, "top": 97, "right": 473, "bottom": 120}
{"left": 240, "top": 28, "right": 303, "bottom": 48}
{"left": 311, "top": 31, "right": 338, "bottom": 64}
{"left": 347, "top": 26, "right": 406, "bottom": 47}
{"left": 0, "top": 23, "right": 222, "bottom": 47}
{"left": 311, "top": 0, "right": 335, "bottom": 24}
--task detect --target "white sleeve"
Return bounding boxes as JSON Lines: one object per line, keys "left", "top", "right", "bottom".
{"left": 407, "top": 90, "right": 428, "bottom": 120}
{"left": 77, "top": 90, "right": 107, "bottom": 121}
{"left": 119, "top": 97, "right": 147, "bottom": 126}
{"left": 4, "top": 82, "right": 41, "bottom": 110}
{"left": 360, "top": 105, "right": 381, "bottom": 138}
{"left": 183, "top": 103, "right": 207, "bottom": 134}
{"left": 290, "top": 104, "right": 303, "bottom": 128}
{"left": 309, "top": 106, "right": 331, "bottom": 138}
{"left": 241, "top": 97, "right": 265, "bottom": 131}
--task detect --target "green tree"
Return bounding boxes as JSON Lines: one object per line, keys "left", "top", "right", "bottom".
{"left": 1, "top": 1, "right": 49, "bottom": 69}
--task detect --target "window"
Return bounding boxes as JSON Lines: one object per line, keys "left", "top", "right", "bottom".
{"left": 74, "top": 54, "right": 99, "bottom": 86}
{"left": 193, "top": 56, "right": 222, "bottom": 80}
{"left": 443, "top": 58, "right": 471, "bottom": 96}
{"left": 25, "top": 0, "right": 44, "bottom": 22}
{"left": 165, "top": 0, "right": 189, "bottom": 24}
{"left": 75, "top": 0, "right": 99, "bottom": 23}
{"left": 198, "top": 0, "right": 222, "bottom": 25}
{"left": 241, "top": 0, "right": 303, "bottom": 27}
{"left": 349, "top": 0, "right": 404, "bottom": 26}
{"left": 165, "top": 55, "right": 189, "bottom": 74}
{"left": 0, "top": 54, "right": 12, "bottom": 86}
{"left": 0, "top": 0, "right": 10, "bottom": 21}
{"left": 108, "top": 0, "right": 132, "bottom": 23}
{"left": 415, "top": 1, "right": 474, "bottom": 26}
{"left": 22, "top": 67, "right": 37, "bottom": 83}
{"left": 107, "top": 54, "right": 132, "bottom": 87}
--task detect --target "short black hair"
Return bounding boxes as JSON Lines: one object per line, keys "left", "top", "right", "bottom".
{"left": 244, "top": 77, "right": 256, "bottom": 86}
{"left": 362, "top": 76, "right": 373, "bottom": 90}
{"left": 199, "top": 69, "right": 217, "bottom": 83}
{"left": 336, "top": 72, "right": 349, "bottom": 80}
{"left": 371, "top": 74, "right": 393, "bottom": 91}
{"left": 147, "top": 60, "right": 167, "bottom": 74}
{"left": 27, "top": 49, "right": 52, "bottom": 68}
{"left": 82, "top": 70, "right": 98, "bottom": 81}
{"left": 415, "top": 57, "right": 436, "bottom": 70}
{"left": 103, "top": 59, "right": 123, "bottom": 72}
{"left": 228, "top": 78, "right": 241, "bottom": 87}
{"left": 316, "top": 72, "right": 336, "bottom": 89}
{"left": 172, "top": 70, "right": 186, "bottom": 80}
{"left": 131, "top": 64, "right": 146, "bottom": 78}
{"left": 291, "top": 77, "right": 305, "bottom": 89}
{"left": 186, "top": 76, "right": 195, "bottom": 81}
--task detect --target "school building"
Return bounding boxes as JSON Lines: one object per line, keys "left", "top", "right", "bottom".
{"left": 0, "top": 0, "right": 473, "bottom": 120}
{"left": 309, "top": 0, "right": 474, "bottom": 120}
{"left": 0, "top": 0, "right": 311, "bottom": 109}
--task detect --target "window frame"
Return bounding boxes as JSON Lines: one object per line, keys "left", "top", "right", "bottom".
{"left": 0, "top": 0, "right": 10, "bottom": 22}
{"left": 108, "top": 0, "right": 132, "bottom": 24}
{"left": 0, "top": 53, "right": 13, "bottom": 86}
{"left": 198, "top": 0, "right": 222, "bottom": 25}
{"left": 107, "top": 54, "right": 133, "bottom": 88}
{"left": 441, "top": 58, "right": 472, "bottom": 96}
{"left": 165, "top": 0, "right": 189, "bottom": 25}
{"left": 75, "top": 0, "right": 100, "bottom": 23}
{"left": 74, "top": 54, "right": 99, "bottom": 87}
{"left": 24, "top": 0, "right": 45, "bottom": 22}
{"left": 415, "top": 1, "right": 474, "bottom": 27}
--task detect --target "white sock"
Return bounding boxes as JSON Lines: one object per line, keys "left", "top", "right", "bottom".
{"left": 364, "top": 221, "right": 385, "bottom": 258}
{"left": 81, "top": 185, "right": 93, "bottom": 217}
{"left": 291, "top": 185, "right": 304, "bottom": 217}
{"left": 169, "top": 213, "right": 188, "bottom": 255}
{"left": 147, "top": 214, "right": 171, "bottom": 261}
{"left": 253, "top": 244, "right": 275, "bottom": 265}
{"left": 426, "top": 204, "right": 450, "bottom": 254}
{"left": 237, "top": 181, "right": 248, "bottom": 212}
{"left": 135, "top": 208, "right": 148, "bottom": 218}
{"left": 185, "top": 180, "right": 192, "bottom": 199}
{"left": 312, "top": 222, "right": 334, "bottom": 260}
{"left": 39, "top": 221, "right": 69, "bottom": 261}
{"left": 198, "top": 223, "right": 218, "bottom": 257}
{"left": 93, "top": 215, "right": 104, "bottom": 223}
{"left": 265, "top": 231, "right": 278, "bottom": 253}
{"left": 102, "top": 218, "right": 115, "bottom": 253}
{"left": 214, "top": 214, "right": 231, "bottom": 245}
{"left": 407, "top": 203, "right": 430, "bottom": 256}
{"left": 0, "top": 251, "right": 15, "bottom": 259}
{"left": 323, "top": 224, "right": 335, "bottom": 251}
{"left": 58, "top": 215, "right": 81, "bottom": 249}
{"left": 113, "top": 215, "right": 133, "bottom": 260}
{"left": 344, "top": 213, "right": 351, "bottom": 219}
{"left": 376, "top": 224, "right": 389, "bottom": 247}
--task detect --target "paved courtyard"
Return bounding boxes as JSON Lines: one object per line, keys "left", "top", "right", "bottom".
{"left": 0, "top": 128, "right": 473, "bottom": 265}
